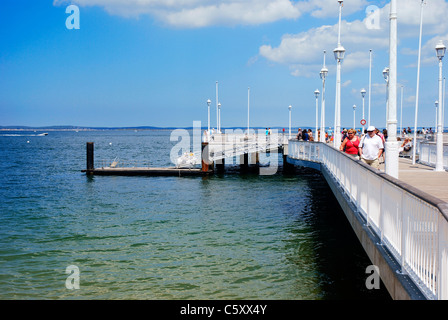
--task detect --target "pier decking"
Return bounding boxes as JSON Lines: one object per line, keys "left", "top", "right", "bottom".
{"left": 393, "top": 158, "right": 448, "bottom": 203}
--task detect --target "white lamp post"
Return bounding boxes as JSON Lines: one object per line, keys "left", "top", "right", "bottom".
{"left": 353, "top": 105, "right": 356, "bottom": 130}
{"left": 315, "top": 89, "right": 320, "bottom": 139}
{"left": 435, "top": 40, "right": 446, "bottom": 171}
{"left": 333, "top": 0, "right": 345, "bottom": 149}
{"left": 385, "top": 0, "right": 399, "bottom": 179}
{"left": 216, "top": 81, "right": 219, "bottom": 134}
{"left": 436, "top": 101, "right": 439, "bottom": 133}
{"left": 320, "top": 51, "right": 328, "bottom": 143}
{"left": 288, "top": 105, "right": 292, "bottom": 139}
{"left": 400, "top": 85, "right": 404, "bottom": 137}
{"left": 361, "top": 88, "right": 366, "bottom": 133}
{"left": 413, "top": 0, "right": 425, "bottom": 165}
{"left": 218, "top": 102, "right": 221, "bottom": 133}
{"left": 247, "top": 87, "right": 250, "bottom": 135}
{"left": 368, "top": 49, "right": 372, "bottom": 127}
{"left": 207, "top": 99, "right": 211, "bottom": 135}
{"left": 383, "top": 67, "right": 390, "bottom": 122}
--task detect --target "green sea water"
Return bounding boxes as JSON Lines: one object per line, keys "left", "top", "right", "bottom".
{"left": 0, "top": 130, "right": 390, "bottom": 300}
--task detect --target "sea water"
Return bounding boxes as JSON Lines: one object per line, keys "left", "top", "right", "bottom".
{"left": 0, "top": 130, "right": 390, "bottom": 299}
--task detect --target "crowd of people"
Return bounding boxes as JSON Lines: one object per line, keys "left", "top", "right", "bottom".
{"left": 294, "top": 125, "right": 413, "bottom": 170}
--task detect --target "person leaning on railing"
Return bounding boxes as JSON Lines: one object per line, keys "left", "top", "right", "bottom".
{"left": 358, "top": 126, "right": 384, "bottom": 170}
{"left": 339, "top": 128, "right": 360, "bottom": 160}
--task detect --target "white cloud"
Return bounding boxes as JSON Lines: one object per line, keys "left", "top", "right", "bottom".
{"left": 297, "top": 0, "right": 369, "bottom": 19}
{"left": 259, "top": 0, "right": 448, "bottom": 77}
{"left": 54, "top": 0, "right": 304, "bottom": 27}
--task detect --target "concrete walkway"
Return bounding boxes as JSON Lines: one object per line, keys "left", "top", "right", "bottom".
{"left": 379, "top": 158, "right": 448, "bottom": 203}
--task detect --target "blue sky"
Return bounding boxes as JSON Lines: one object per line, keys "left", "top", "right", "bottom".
{"left": 1, "top": 0, "right": 448, "bottom": 129}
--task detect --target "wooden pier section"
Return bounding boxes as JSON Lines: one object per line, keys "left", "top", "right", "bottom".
{"left": 82, "top": 167, "right": 213, "bottom": 176}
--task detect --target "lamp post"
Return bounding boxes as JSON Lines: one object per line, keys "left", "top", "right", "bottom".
{"left": 333, "top": 0, "right": 345, "bottom": 149}
{"left": 288, "top": 105, "right": 292, "bottom": 139}
{"left": 353, "top": 105, "right": 356, "bottom": 130}
{"left": 320, "top": 51, "right": 329, "bottom": 143}
{"left": 435, "top": 40, "right": 446, "bottom": 172}
{"left": 315, "top": 89, "right": 320, "bottom": 139}
{"left": 383, "top": 67, "right": 390, "bottom": 122}
{"left": 412, "top": 0, "right": 425, "bottom": 165}
{"left": 216, "top": 81, "right": 219, "bottom": 134}
{"left": 400, "top": 85, "right": 404, "bottom": 137}
{"left": 436, "top": 101, "right": 439, "bottom": 133}
{"left": 218, "top": 102, "right": 221, "bottom": 133}
{"left": 361, "top": 88, "right": 366, "bottom": 133}
{"left": 368, "top": 49, "right": 372, "bottom": 127}
{"left": 207, "top": 99, "right": 211, "bottom": 135}
{"left": 247, "top": 87, "right": 250, "bottom": 135}
{"left": 385, "top": 0, "right": 399, "bottom": 179}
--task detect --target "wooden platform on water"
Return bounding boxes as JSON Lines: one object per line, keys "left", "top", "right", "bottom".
{"left": 81, "top": 167, "right": 213, "bottom": 176}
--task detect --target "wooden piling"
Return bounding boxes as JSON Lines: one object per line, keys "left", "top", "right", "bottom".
{"left": 86, "top": 142, "right": 94, "bottom": 174}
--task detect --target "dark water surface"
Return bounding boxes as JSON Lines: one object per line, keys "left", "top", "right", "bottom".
{"left": 0, "top": 130, "right": 391, "bottom": 299}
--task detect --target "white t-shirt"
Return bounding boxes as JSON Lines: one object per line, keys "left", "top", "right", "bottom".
{"left": 359, "top": 134, "right": 384, "bottom": 160}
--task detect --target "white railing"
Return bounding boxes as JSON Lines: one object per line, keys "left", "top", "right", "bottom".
{"left": 208, "top": 133, "right": 284, "bottom": 162}
{"left": 288, "top": 140, "right": 448, "bottom": 300}
{"left": 418, "top": 142, "right": 448, "bottom": 169}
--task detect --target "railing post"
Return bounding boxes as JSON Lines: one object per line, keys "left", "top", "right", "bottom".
{"left": 379, "top": 179, "right": 384, "bottom": 245}
{"left": 399, "top": 190, "right": 407, "bottom": 275}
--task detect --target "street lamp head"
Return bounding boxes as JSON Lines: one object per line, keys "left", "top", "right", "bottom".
{"left": 207, "top": 99, "right": 211, "bottom": 106}
{"left": 314, "top": 89, "right": 320, "bottom": 98}
{"left": 333, "top": 44, "right": 346, "bottom": 61}
{"left": 435, "top": 40, "right": 446, "bottom": 61}
{"left": 218, "top": 102, "right": 221, "bottom": 109}
{"left": 383, "top": 67, "right": 390, "bottom": 82}
{"left": 353, "top": 104, "right": 356, "bottom": 110}
{"left": 338, "top": 0, "right": 343, "bottom": 4}
{"left": 320, "top": 66, "right": 328, "bottom": 80}
{"left": 435, "top": 100, "right": 439, "bottom": 107}
{"left": 289, "top": 105, "right": 292, "bottom": 111}
{"left": 361, "top": 88, "right": 366, "bottom": 98}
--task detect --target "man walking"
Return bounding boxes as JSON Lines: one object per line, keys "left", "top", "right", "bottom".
{"left": 359, "top": 126, "right": 384, "bottom": 170}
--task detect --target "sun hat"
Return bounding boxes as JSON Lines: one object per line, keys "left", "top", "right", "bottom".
{"left": 367, "top": 126, "right": 375, "bottom": 132}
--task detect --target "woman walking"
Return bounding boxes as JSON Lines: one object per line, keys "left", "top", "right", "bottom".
{"left": 339, "top": 129, "right": 360, "bottom": 159}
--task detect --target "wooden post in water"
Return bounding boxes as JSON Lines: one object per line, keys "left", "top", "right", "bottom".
{"left": 239, "top": 153, "right": 249, "bottom": 172}
{"left": 216, "top": 158, "right": 225, "bottom": 173}
{"left": 86, "top": 142, "right": 94, "bottom": 174}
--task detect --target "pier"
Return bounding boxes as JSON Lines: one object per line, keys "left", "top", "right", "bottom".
{"left": 82, "top": 133, "right": 285, "bottom": 176}
{"left": 287, "top": 140, "right": 448, "bottom": 300}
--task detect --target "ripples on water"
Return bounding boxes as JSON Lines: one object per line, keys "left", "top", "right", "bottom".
{"left": 0, "top": 131, "right": 390, "bottom": 300}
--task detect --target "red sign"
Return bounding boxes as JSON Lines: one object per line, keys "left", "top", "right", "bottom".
{"left": 360, "top": 119, "right": 366, "bottom": 126}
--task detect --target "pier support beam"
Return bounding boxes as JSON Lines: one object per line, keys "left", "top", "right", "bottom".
{"left": 282, "top": 144, "right": 294, "bottom": 174}
{"left": 216, "top": 158, "right": 225, "bottom": 173}
{"left": 86, "top": 142, "right": 94, "bottom": 175}
{"left": 240, "top": 153, "right": 249, "bottom": 172}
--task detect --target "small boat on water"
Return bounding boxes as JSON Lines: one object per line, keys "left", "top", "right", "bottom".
{"left": 176, "top": 152, "right": 199, "bottom": 168}
{"left": 37, "top": 133, "right": 48, "bottom": 136}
